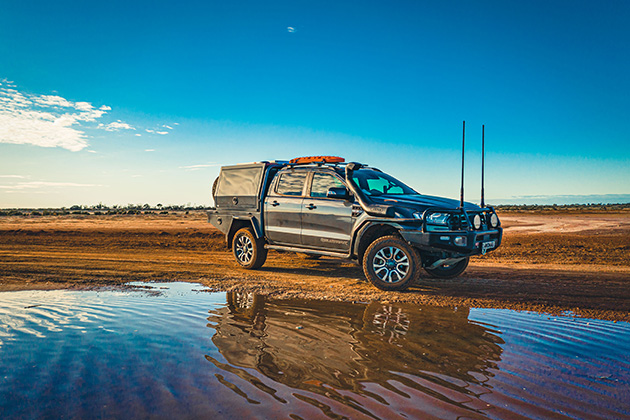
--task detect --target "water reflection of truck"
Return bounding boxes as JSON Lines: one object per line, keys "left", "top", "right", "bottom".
{"left": 206, "top": 292, "right": 504, "bottom": 415}
{"left": 208, "top": 156, "right": 502, "bottom": 291}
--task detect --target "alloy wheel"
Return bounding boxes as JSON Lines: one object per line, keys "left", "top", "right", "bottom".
{"left": 372, "top": 246, "right": 410, "bottom": 283}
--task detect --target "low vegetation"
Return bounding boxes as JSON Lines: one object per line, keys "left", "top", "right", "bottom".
{"left": 1, "top": 202, "right": 629, "bottom": 217}
{"left": 0, "top": 204, "right": 213, "bottom": 217}
{"left": 494, "top": 203, "right": 630, "bottom": 212}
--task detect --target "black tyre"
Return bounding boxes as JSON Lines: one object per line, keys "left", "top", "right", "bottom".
{"left": 232, "top": 228, "right": 267, "bottom": 269}
{"left": 423, "top": 257, "right": 469, "bottom": 279}
{"left": 362, "top": 236, "right": 420, "bottom": 291}
{"left": 212, "top": 177, "right": 219, "bottom": 201}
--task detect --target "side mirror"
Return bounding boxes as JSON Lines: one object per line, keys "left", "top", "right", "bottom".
{"left": 326, "top": 187, "right": 350, "bottom": 200}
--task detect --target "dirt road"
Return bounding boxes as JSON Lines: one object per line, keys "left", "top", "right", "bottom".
{"left": 1, "top": 211, "right": 629, "bottom": 321}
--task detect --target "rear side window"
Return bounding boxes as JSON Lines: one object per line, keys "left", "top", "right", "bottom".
{"left": 310, "top": 173, "right": 345, "bottom": 198}
{"left": 276, "top": 172, "right": 307, "bottom": 196}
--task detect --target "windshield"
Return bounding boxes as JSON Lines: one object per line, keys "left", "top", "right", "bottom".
{"left": 352, "top": 169, "right": 417, "bottom": 196}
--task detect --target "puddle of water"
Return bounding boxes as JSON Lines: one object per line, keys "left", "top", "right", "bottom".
{"left": 0, "top": 282, "right": 628, "bottom": 419}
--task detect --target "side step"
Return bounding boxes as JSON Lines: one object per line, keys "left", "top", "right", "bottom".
{"left": 265, "top": 244, "right": 352, "bottom": 259}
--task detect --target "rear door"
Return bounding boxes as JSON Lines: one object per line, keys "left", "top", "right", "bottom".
{"left": 301, "top": 171, "right": 354, "bottom": 251}
{"left": 264, "top": 170, "right": 307, "bottom": 246}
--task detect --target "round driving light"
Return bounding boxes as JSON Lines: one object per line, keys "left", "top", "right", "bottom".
{"left": 490, "top": 213, "right": 499, "bottom": 228}
{"left": 473, "top": 214, "right": 482, "bottom": 229}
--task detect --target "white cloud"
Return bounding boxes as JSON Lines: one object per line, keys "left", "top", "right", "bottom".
{"left": 34, "top": 95, "right": 74, "bottom": 108}
{"left": 287, "top": 26, "right": 296, "bottom": 33}
{"left": 135, "top": 133, "right": 142, "bottom": 137}
{"left": 145, "top": 149, "right": 155, "bottom": 152}
{"left": 0, "top": 82, "right": 113, "bottom": 151}
{"left": 146, "top": 127, "right": 170, "bottom": 135}
{"left": 0, "top": 175, "right": 26, "bottom": 178}
{"left": 97, "top": 120, "right": 135, "bottom": 131}
{"left": 179, "top": 163, "right": 220, "bottom": 170}
{"left": 162, "top": 125, "right": 173, "bottom": 130}
{"left": 0, "top": 181, "right": 102, "bottom": 191}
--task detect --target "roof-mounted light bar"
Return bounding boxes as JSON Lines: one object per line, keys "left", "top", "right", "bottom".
{"left": 288, "top": 156, "right": 345, "bottom": 165}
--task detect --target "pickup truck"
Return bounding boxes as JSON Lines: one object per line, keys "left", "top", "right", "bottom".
{"left": 208, "top": 156, "right": 502, "bottom": 291}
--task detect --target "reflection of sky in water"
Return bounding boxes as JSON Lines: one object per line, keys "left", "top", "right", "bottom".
{"left": 0, "top": 283, "right": 628, "bottom": 419}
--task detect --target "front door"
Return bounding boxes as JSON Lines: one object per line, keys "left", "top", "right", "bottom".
{"left": 301, "top": 172, "right": 353, "bottom": 251}
{"left": 264, "top": 170, "right": 307, "bottom": 246}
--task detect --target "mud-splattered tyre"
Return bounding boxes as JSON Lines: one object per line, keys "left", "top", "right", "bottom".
{"left": 232, "top": 228, "right": 267, "bottom": 269}
{"left": 362, "top": 236, "right": 420, "bottom": 291}
{"left": 423, "top": 257, "right": 469, "bottom": 279}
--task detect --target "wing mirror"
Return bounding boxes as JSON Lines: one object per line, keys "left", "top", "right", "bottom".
{"left": 326, "top": 187, "right": 351, "bottom": 200}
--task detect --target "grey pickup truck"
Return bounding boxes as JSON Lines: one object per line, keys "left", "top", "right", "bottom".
{"left": 208, "top": 156, "right": 502, "bottom": 291}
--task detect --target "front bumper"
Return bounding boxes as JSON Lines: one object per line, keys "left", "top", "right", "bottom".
{"left": 400, "top": 227, "right": 503, "bottom": 256}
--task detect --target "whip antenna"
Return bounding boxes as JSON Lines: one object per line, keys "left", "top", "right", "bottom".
{"left": 481, "top": 124, "right": 485, "bottom": 208}
{"left": 460, "top": 120, "right": 465, "bottom": 208}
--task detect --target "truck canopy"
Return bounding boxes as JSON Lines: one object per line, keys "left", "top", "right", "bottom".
{"left": 215, "top": 163, "right": 267, "bottom": 210}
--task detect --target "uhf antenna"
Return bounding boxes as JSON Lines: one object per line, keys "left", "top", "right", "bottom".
{"left": 460, "top": 120, "right": 465, "bottom": 208}
{"left": 481, "top": 124, "right": 485, "bottom": 208}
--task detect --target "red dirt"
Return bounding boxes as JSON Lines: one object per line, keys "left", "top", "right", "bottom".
{"left": 1, "top": 211, "right": 629, "bottom": 321}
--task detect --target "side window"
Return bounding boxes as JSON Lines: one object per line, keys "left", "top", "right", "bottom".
{"left": 310, "top": 173, "right": 345, "bottom": 198}
{"left": 275, "top": 172, "right": 307, "bottom": 196}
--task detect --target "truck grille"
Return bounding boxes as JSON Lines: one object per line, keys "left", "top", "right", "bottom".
{"left": 450, "top": 214, "right": 469, "bottom": 231}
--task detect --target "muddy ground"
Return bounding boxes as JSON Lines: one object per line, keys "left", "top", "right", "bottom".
{"left": 1, "top": 211, "right": 629, "bottom": 321}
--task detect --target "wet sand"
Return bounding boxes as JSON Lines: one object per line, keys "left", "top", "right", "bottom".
{"left": 1, "top": 210, "right": 629, "bottom": 321}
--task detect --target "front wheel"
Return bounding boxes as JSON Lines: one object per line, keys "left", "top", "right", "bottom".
{"left": 362, "top": 236, "right": 421, "bottom": 291}
{"left": 423, "top": 257, "right": 469, "bottom": 279}
{"left": 232, "top": 228, "right": 267, "bottom": 269}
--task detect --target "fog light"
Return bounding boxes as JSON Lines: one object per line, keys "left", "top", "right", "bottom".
{"left": 473, "top": 214, "right": 482, "bottom": 229}
{"left": 454, "top": 236, "right": 467, "bottom": 246}
{"left": 490, "top": 213, "right": 499, "bottom": 228}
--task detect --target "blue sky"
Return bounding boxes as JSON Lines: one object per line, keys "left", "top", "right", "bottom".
{"left": 1, "top": 0, "right": 629, "bottom": 207}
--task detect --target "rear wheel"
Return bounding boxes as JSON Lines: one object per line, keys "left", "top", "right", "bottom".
{"left": 362, "top": 236, "right": 420, "bottom": 291}
{"left": 423, "top": 257, "right": 469, "bottom": 279}
{"left": 232, "top": 228, "right": 267, "bottom": 269}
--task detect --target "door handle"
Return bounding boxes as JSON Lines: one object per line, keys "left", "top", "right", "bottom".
{"left": 306, "top": 203, "right": 317, "bottom": 210}
{"left": 271, "top": 200, "right": 280, "bottom": 207}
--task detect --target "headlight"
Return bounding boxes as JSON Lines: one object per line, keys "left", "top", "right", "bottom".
{"left": 426, "top": 212, "right": 450, "bottom": 225}
{"left": 473, "top": 214, "right": 482, "bottom": 229}
{"left": 490, "top": 213, "right": 499, "bottom": 228}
